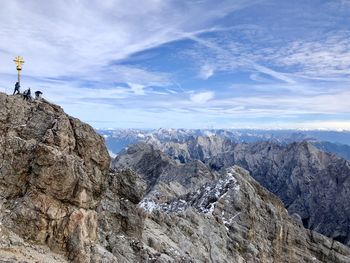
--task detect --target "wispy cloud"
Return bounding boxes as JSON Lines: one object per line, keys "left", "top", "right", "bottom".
{"left": 187, "top": 34, "right": 297, "bottom": 84}
{"left": 270, "top": 32, "right": 350, "bottom": 79}
{"left": 252, "top": 64, "right": 295, "bottom": 84}
{"left": 0, "top": 0, "right": 253, "bottom": 77}
{"left": 127, "top": 83, "right": 145, "bottom": 95}
{"left": 0, "top": 0, "right": 257, "bottom": 104}
{"left": 190, "top": 91, "right": 214, "bottom": 104}
{"left": 2, "top": 0, "right": 350, "bottom": 130}
{"left": 198, "top": 64, "right": 215, "bottom": 79}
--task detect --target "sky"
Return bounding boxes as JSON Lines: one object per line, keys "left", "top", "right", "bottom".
{"left": 1, "top": 0, "right": 350, "bottom": 129}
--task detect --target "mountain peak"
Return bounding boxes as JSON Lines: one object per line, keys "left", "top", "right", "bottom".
{"left": 0, "top": 91, "right": 110, "bottom": 261}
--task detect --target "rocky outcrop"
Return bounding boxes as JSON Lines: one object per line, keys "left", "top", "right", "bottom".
{"left": 0, "top": 225, "right": 67, "bottom": 263}
{"left": 0, "top": 93, "right": 110, "bottom": 262}
{"left": 112, "top": 145, "right": 350, "bottom": 262}
{"left": 113, "top": 143, "right": 218, "bottom": 200}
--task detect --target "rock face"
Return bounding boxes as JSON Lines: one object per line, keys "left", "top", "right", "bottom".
{"left": 1, "top": 91, "right": 350, "bottom": 263}
{"left": 148, "top": 137, "right": 350, "bottom": 247}
{"left": 112, "top": 144, "right": 350, "bottom": 262}
{"left": 208, "top": 141, "right": 350, "bottom": 246}
{"left": 0, "top": 227, "right": 67, "bottom": 263}
{"left": 146, "top": 135, "right": 235, "bottom": 164}
{"left": 112, "top": 143, "right": 218, "bottom": 199}
{"left": 0, "top": 93, "right": 110, "bottom": 262}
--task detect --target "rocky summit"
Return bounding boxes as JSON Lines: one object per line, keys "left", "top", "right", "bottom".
{"left": 0, "top": 92, "right": 110, "bottom": 262}
{"left": 0, "top": 92, "right": 350, "bottom": 263}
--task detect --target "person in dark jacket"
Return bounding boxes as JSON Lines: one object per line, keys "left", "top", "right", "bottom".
{"left": 35, "top": 91, "right": 43, "bottom": 100}
{"left": 23, "top": 88, "right": 32, "bottom": 101}
{"left": 13, "top": 82, "right": 20, "bottom": 95}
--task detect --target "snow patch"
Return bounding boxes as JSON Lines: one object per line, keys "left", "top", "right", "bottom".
{"left": 197, "top": 171, "right": 239, "bottom": 215}
{"left": 138, "top": 199, "right": 159, "bottom": 213}
{"left": 137, "top": 133, "right": 145, "bottom": 138}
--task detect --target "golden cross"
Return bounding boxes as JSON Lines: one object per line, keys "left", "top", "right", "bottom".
{"left": 14, "top": 56, "right": 25, "bottom": 70}
{"left": 14, "top": 56, "right": 25, "bottom": 83}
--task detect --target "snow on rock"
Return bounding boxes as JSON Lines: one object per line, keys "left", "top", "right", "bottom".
{"left": 138, "top": 198, "right": 159, "bottom": 213}
{"left": 138, "top": 168, "right": 240, "bottom": 216}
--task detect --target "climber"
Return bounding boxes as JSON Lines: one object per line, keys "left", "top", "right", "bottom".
{"left": 23, "top": 88, "right": 32, "bottom": 101}
{"left": 34, "top": 91, "right": 43, "bottom": 100}
{"left": 13, "top": 82, "right": 20, "bottom": 95}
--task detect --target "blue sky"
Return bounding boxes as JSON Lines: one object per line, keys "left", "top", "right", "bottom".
{"left": 1, "top": 0, "right": 350, "bottom": 129}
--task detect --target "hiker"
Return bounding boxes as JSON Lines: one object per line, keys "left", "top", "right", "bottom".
{"left": 23, "top": 88, "right": 32, "bottom": 101}
{"left": 13, "top": 82, "right": 20, "bottom": 95}
{"left": 35, "top": 91, "right": 43, "bottom": 100}
{"left": 23, "top": 89, "right": 28, "bottom": 100}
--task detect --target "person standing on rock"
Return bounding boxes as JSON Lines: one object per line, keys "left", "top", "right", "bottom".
{"left": 13, "top": 82, "right": 20, "bottom": 95}
{"left": 23, "top": 88, "right": 32, "bottom": 101}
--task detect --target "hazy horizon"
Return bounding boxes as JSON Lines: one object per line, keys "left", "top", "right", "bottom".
{"left": 96, "top": 127, "right": 350, "bottom": 132}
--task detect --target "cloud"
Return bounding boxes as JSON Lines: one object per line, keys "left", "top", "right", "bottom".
{"left": 226, "top": 120, "right": 350, "bottom": 131}
{"left": 287, "top": 121, "right": 350, "bottom": 131}
{"left": 2, "top": 0, "right": 350, "bottom": 130}
{"left": 187, "top": 34, "right": 297, "bottom": 84}
{"left": 0, "top": 0, "right": 258, "bottom": 111}
{"left": 198, "top": 64, "right": 215, "bottom": 79}
{"left": 266, "top": 32, "right": 350, "bottom": 79}
{"left": 0, "top": 0, "right": 253, "bottom": 78}
{"left": 252, "top": 64, "right": 295, "bottom": 84}
{"left": 190, "top": 91, "right": 214, "bottom": 104}
{"left": 127, "top": 83, "right": 145, "bottom": 95}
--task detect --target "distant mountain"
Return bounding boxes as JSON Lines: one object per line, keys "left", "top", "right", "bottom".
{"left": 98, "top": 128, "right": 350, "bottom": 156}
{"left": 313, "top": 141, "right": 350, "bottom": 160}
{"left": 144, "top": 136, "right": 350, "bottom": 246}
{"left": 111, "top": 143, "right": 350, "bottom": 262}
{"left": 98, "top": 129, "right": 149, "bottom": 154}
{"left": 100, "top": 128, "right": 350, "bottom": 246}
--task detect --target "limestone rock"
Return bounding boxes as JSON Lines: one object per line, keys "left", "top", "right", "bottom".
{"left": 0, "top": 93, "right": 109, "bottom": 262}
{"left": 148, "top": 136, "right": 350, "bottom": 247}
{"left": 111, "top": 144, "right": 350, "bottom": 262}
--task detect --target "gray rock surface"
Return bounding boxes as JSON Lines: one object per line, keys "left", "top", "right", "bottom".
{"left": 1, "top": 91, "right": 350, "bottom": 262}
{"left": 112, "top": 144, "right": 350, "bottom": 262}
{"left": 208, "top": 141, "right": 350, "bottom": 246}
{"left": 0, "top": 224, "right": 67, "bottom": 263}
{"left": 313, "top": 141, "right": 350, "bottom": 160}
{"left": 113, "top": 143, "right": 218, "bottom": 199}
{"left": 148, "top": 136, "right": 350, "bottom": 247}
{"left": 0, "top": 93, "right": 110, "bottom": 262}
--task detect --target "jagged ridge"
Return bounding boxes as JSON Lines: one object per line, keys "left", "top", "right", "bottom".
{"left": 146, "top": 135, "right": 350, "bottom": 246}
{"left": 1, "top": 92, "right": 350, "bottom": 263}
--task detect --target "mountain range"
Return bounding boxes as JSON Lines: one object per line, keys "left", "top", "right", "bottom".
{"left": 1, "top": 91, "right": 350, "bottom": 262}
{"left": 140, "top": 135, "right": 350, "bottom": 246}
{"left": 99, "top": 128, "right": 350, "bottom": 160}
